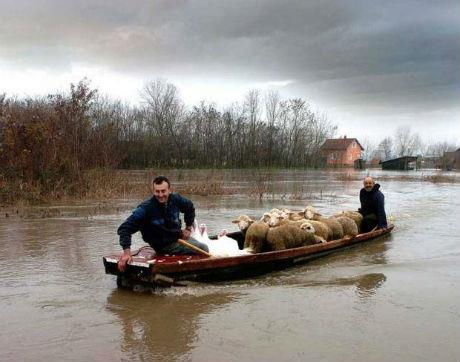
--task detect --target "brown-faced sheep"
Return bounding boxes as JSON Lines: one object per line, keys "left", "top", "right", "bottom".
{"left": 311, "top": 213, "right": 344, "bottom": 240}
{"left": 243, "top": 221, "right": 270, "bottom": 253}
{"left": 333, "top": 216, "right": 358, "bottom": 238}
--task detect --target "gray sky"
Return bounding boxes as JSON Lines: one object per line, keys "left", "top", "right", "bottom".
{"left": 1, "top": 0, "right": 459, "bottom": 144}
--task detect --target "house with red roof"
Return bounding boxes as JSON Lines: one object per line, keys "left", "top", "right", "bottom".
{"left": 320, "top": 136, "right": 364, "bottom": 167}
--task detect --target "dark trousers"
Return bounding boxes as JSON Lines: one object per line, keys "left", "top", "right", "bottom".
{"left": 361, "top": 213, "right": 378, "bottom": 233}
{"left": 157, "top": 237, "right": 209, "bottom": 255}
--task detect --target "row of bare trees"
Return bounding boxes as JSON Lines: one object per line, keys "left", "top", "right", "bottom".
{"left": 116, "top": 79, "right": 337, "bottom": 168}
{"left": 361, "top": 126, "right": 457, "bottom": 163}
{"left": 0, "top": 79, "right": 337, "bottom": 201}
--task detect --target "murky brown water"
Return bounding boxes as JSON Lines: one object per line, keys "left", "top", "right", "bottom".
{"left": 1, "top": 169, "right": 460, "bottom": 361}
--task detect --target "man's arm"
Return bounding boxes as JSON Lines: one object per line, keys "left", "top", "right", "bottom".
{"left": 175, "top": 194, "right": 195, "bottom": 228}
{"left": 376, "top": 193, "right": 388, "bottom": 228}
{"left": 175, "top": 194, "right": 195, "bottom": 239}
{"left": 358, "top": 188, "right": 364, "bottom": 214}
{"left": 117, "top": 204, "right": 147, "bottom": 271}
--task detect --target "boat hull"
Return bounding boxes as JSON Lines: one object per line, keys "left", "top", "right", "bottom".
{"left": 103, "top": 224, "right": 394, "bottom": 287}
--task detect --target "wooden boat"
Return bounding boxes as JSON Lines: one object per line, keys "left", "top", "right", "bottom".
{"left": 103, "top": 224, "right": 394, "bottom": 288}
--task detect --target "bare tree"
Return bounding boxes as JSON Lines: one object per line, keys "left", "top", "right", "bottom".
{"left": 376, "top": 137, "right": 393, "bottom": 160}
{"left": 264, "top": 90, "right": 280, "bottom": 166}
{"left": 394, "top": 126, "right": 422, "bottom": 157}
{"left": 244, "top": 90, "right": 261, "bottom": 166}
{"left": 424, "top": 141, "right": 457, "bottom": 157}
{"left": 141, "top": 79, "right": 185, "bottom": 166}
{"left": 360, "top": 138, "right": 375, "bottom": 162}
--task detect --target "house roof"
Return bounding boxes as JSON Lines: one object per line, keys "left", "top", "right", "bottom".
{"left": 320, "top": 138, "right": 364, "bottom": 151}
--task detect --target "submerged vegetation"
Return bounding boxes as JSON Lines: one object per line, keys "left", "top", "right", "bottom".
{"left": 0, "top": 79, "right": 337, "bottom": 204}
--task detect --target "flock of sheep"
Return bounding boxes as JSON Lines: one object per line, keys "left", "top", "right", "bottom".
{"left": 192, "top": 206, "right": 363, "bottom": 257}
{"left": 231, "top": 206, "right": 363, "bottom": 254}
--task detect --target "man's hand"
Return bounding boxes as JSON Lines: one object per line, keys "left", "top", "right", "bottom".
{"left": 118, "top": 249, "right": 132, "bottom": 272}
{"left": 182, "top": 227, "right": 192, "bottom": 240}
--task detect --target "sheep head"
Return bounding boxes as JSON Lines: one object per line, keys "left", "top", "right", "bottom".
{"left": 311, "top": 212, "right": 323, "bottom": 221}
{"left": 300, "top": 221, "right": 315, "bottom": 234}
{"left": 303, "top": 205, "right": 317, "bottom": 220}
{"left": 232, "top": 214, "right": 254, "bottom": 232}
{"left": 288, "top": 211, "right": 305, "bottom": 221}
{"left": 260, "top": 212, "right": 284, "bottom": 227}
{"left": 198, "top": 223, "right": 207, "bottom": 235}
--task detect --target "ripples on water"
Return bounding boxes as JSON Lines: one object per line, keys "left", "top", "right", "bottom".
{"left": 1, "top": 169, "right": 460, "bottom": 361}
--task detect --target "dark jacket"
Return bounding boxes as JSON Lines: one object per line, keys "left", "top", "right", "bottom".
{"left": 117, "top": 193, "right": 195, "bottom": 251}
{"left": 359, "top": 183, "right": 387, "bottom": 228}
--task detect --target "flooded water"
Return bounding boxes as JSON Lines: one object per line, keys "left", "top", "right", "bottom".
{"left": 1, "top": 169, "right": 460, "bottom": 361}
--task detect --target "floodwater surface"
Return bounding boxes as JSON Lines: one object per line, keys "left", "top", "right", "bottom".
{"left": 1, "top": 169, "right": 459, "bottom": 361}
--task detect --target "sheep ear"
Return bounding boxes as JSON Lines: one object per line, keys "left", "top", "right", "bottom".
{"left": 231, "top": 219, "right": 239, "bottom": 223}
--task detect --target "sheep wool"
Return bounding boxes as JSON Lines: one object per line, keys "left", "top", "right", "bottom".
{"left": 244, "top": 221, "right": 270, "bottom": 253}
{"left": 334, "top": 211, "right": 363, "bottom": 231}
{"left": 312, "top": 215, "right": 344, "bottom": 240}
{"left": 307, "top": 219, "right": 333, "bottom": 242}
{"left": 299, "top": 221, "right": 318, "bottom": 246}
{"left": 266, "top": 223, "right": 307, "bottom": 251}
{"left": 334, "top": 216, "right": 359, "bottom": 238}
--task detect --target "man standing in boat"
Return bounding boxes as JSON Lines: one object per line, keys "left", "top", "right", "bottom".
{"left": 117, "top": 175, "right": 209, "bottom": 271}
{"left": 359, "top": 176, "right": 388, "bottom": 233}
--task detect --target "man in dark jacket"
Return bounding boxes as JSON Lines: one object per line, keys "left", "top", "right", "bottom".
{"left": 358, "top": 176, "right": 388, "bottom": 233}
{"left": 117, "top": 175, "right": 209, "bottom": 271}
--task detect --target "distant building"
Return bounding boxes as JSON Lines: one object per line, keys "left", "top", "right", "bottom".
{"left": 443, "top": 148, "right": 460, "bottom": 170}
{"left": 369, "top": 157, "right": 382, "bottom": 168}
{"left": 380, "top": 156, "right": 418, "bottom": 170}
{"left": 320, "top": 136, "right": 363, "bottom": 167}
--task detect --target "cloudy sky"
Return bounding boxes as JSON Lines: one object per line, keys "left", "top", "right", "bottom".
{"left": 1, "top": 0, "right": 459, "bottom": 144}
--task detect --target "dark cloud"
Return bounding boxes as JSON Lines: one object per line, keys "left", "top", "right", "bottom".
{"left": 0, "top": 0, "right": 459, "bottom": 139}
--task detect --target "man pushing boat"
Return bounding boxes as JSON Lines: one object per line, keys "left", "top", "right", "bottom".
{"left": 117, "top": 175, "right": 209, "bottom": 271}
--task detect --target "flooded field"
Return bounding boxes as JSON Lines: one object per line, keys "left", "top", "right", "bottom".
{"left": 1, "top": 169, "right": 460, "bottom": 361}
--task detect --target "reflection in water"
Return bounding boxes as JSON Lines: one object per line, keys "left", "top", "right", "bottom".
{"left": 296, "top": 273, "right": 387, "bottom": 299}
{"left": 354, "top": 273, "right": 387, "bottom": 298}
{"left": 106, "top": 289, "right": 239, "bottom": 361}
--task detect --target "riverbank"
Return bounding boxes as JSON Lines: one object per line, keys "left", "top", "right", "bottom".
{"left": 1, "top": 168, "right": 458, "bottom": 209}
